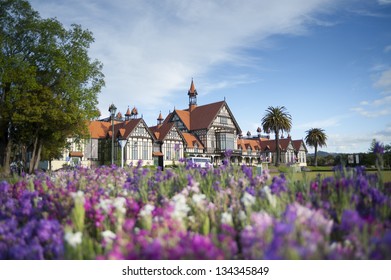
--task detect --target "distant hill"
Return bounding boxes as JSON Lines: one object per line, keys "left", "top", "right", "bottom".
{"left": 308, "top": 151, "right": 339, "bottom": 157}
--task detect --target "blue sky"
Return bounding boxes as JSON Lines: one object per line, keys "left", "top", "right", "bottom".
{"left": 29, "top": 0, "right": 391, "bottom": 153}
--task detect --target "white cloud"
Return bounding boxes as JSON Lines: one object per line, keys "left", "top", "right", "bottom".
{"left": 296, "top": 116, "right": 342, "bottom": 129}
{"left": 351, "top": 95, "right": 391, "bottom": 118}
{"left": 374, "top": 68, "right": 391, "bottom": 94}
{"left": 374, "top": 123, "right": 391, "bottom": 138}
{"left": 378, "top": 0, "right": 391, "bottom": 5}
{"left": 384, "top": 45, "right": 391, "bottom": 53}
{"left": 324, "top": 133, "right": 373, "bottom": 153}
{"left": 29, "top": 0, "right": 339, "bottom": 121}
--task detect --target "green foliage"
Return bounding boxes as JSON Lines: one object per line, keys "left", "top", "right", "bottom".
{"left": 305, "top": 128, "right": 327, "bottom": 167}
{"left": 261, "top": 106, "right": 292, "bottom": 167}
{"left": 1, "top": 0, "right": 105, "bottom": 172}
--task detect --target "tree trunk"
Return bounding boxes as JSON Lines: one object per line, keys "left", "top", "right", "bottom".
{"left": 21, "top": 145, "right": 27, "bottom": 173}
{"left": 29, "top": 136, "right": 42, "bottom": 174}
{"left": 0, "top": 83, "right": 11, "bottom": 176}
{"left": 1, "top": 137, "right": 12, "bottom": 176}
{"left": 314, "top": 144, "right": 318, "bottom": 167}
{"left": 33, "top": 141, "right": 42, "bottom": 171}
{"left": 275, "top": 131, "right": 280, "bottom": 167}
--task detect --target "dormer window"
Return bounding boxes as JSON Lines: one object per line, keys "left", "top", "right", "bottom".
{"left": 220, "top": 116, "right": 228, "bottom": 124}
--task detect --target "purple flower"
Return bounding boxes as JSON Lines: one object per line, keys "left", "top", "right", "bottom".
{"left": 340, "top": 210, "right": 364, "bottom": 232}
{"left": 224, "top": 149, "right": 233, "bottom": 159}
{"left": 270, "top": 175, "right": 288, "bottom": 196}
{"left": 373, "top": 141, "right": 384, "bottom": 155}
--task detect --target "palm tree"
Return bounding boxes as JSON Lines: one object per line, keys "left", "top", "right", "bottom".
{"left": 305, "top": 128, "right": 327, "bottom": 167}
{"left": 261, "top": 106, "right": 292, "bottom": 166}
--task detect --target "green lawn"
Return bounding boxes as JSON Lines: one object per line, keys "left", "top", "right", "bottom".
{"left": 270, "top": 169, "right": 391, "bottom": 185}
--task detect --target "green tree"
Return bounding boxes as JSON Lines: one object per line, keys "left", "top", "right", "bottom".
{"left": 305, "top": 128, "right": 328, "bottom": 167}
{"left": 261, "top": 106, "right": 292, "bottom": 167}
{"left": 0, "top": 0, "right": 104, "bottom": 175}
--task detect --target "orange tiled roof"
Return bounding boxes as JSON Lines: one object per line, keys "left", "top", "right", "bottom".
{"left": 173, "top": 110, "right": 191, "bottom": 130}
{"left": 90, "top": 119, "right": 152, "bottom": 140}
{"left": 189, "top": 101, "right": 225, "bottom": 131}
{"left": 112, "top": 119, "right": 142, "bottom": 139}
{"left": 89, "top": 121, "right": 112, "bottom": 139}
{"left": 149, "top": 122, "right": 176, "bottom": 141}
{"left": 259, "top": 138, "right": 292, "bottom": 152}
{"left": 182, "top": 132, "right": 204, "bottom": 149}
{"left": 292, "top": 139, "right": 307, "bottom": 152}
{"left": 237, "top": 138, "right": 261, "bottom": 151}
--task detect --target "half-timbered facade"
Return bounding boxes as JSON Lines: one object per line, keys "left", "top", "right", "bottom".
{"left": 160, "top": 80, "right": 242, "bottom": 164}
{"left": 150, "top": 115, "right": 184, "bottom": 166}
{"left": 42, "top": 79, "right": 306, "bottom": 170}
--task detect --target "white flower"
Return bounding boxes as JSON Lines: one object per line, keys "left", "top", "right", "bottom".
{"left": 187, "top": 183, "right": 200, "bottom": 193}
{"left": 221, "top": 211, "right": 233, "bottom": 225}
{"left": 241, "top": 192, "right": 256, "bottom": 208}
{"left": 262, "top": 186, "right": 277, "bottom": 208}
{"left": 101, "top": 230, "right": 116, "bottom": 245}
{"left": 192, "top": 193, "right": 206, "bottom": 207}
{"left": 64, "top": 231, "right": 83, "bottom": 248}
{"left": 113, "top": 197, "right": 127, "bottom": 214}
{"left": 98, "top": 199, "right": 113, "bottom": 213}
{"left": 188, "top": 215, "right": 196, "bottom": 224}
{"left": 238, "top": 210, "right": 247, "bottom": 221}
{"left": 70, "top": 191, "right": 85, "bottom": 204}
{"left": 139, "top": 204, "right": 155, "bottom": 217}
{"left": 171, "top": 193, "right": 190, "bottom": 220}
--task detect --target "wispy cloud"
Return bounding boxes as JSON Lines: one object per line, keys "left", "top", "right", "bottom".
{"left": 324, "top": 133, "right": 374, "bottom": 153}
{"left": 374, "top": 123, "right": 391, "bottom": 138}
{"left": 374, "top": 68, "right": 391, "bottom": 94}
{"left": 351, "top": 95, "right": 391, "bottom": 118}
{"left": 296, "top": 116, "right": 343, "bottom": 129}
{"left": 29, "top": 0, "right": 340, "bottom": 120}
{"left": 384, "top": 45, "right": 391, "bottom": 53}
{"left": 378, "top": 0, "right": 391, "bottom": 5}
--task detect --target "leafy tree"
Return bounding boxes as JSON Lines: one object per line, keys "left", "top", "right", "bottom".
{"left": 305, "top": 128, "right": 327, "bottom": 167}
{"left": 0, "top": 0, "right": 104, "bottom": 175}
{"left": 261, "top": 106, "right": 292, "bottom": 166}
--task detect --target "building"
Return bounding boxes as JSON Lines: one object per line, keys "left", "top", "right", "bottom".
{"left": 44, "top": 79, "right": 307, "bottom": 170}
{"left": 149, "top": 112, "right": 185, "bottom": 167}
{"left": 162, "top": 79, "right": 243, "bottom": 165}
{"left": 237, "top": 134, "right": 308, "bottom": 167}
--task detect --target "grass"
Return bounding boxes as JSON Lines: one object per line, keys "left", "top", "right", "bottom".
{"left": 269, "top": 166, "right": 391, "bottom": 186}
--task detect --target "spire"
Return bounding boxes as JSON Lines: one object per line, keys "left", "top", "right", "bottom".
{"left": 157, "top": 111, "right": 163, "bottom": 126}
{"left": 125, "top": 106, "right": 131, "bottom": 120}
{"left": 131, "top": 106, "right": 138, "bottom": 119}
{"left": 188, "top": 78, "right": 197, "bottom": 111}
{"left": 188, "top": 78, "right": 197, "bottom": 97}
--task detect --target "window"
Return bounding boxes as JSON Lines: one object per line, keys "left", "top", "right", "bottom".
{"left": 216, "top": 133, "right": 234, "bottom": 150}
{"left": 220, "top": 116, "right": 228, "bottom": 124}
{"left": 166, "top": 143, "right": 172, "bottom": 160}
{"left": 142, "top": 141, "right": 149, "bottom": 160}
{"left": 132, "top": 142, "right": 138, "bottom": 160}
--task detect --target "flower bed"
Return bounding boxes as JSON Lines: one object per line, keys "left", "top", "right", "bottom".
{"left": 1, "top": 160, "right": 390, "bottom": 259}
